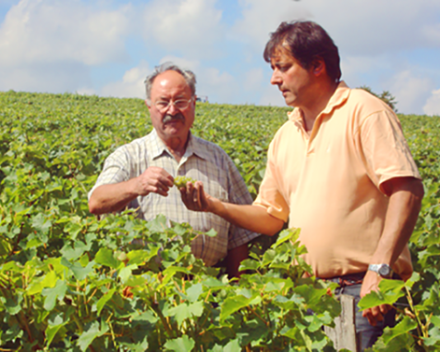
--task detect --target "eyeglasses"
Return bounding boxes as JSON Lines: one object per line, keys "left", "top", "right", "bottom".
{"left": 154, "top": 98, "right": 194, "bottom": 113}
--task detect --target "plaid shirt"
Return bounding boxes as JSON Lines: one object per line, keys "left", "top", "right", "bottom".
{"left": 89, "top": 129, "right": 260, "bottom": 266}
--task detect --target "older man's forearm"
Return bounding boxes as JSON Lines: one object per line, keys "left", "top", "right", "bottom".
{"left": 88, "top": 181, "right": 138, "bottom": 215}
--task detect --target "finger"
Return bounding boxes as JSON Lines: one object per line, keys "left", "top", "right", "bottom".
{"left": 362, "top": 309, "right": 376, "bottom": 326}
{"left": 192, "top": 187, "right": 200, "bottom": 207}
{"left": 380, "top": 304, "right": 392, "bottom": 315}
{"left": 195, "top": 182, "right": 206, "bottom": 210}
{"left": 179, "top": 186, "right": 189, "bottom": 205}
{"left": 155, "top": 184, "right": 169, "bottom": 197}
{"left": 180, "top": 184, "right": 192, "bottom": 206}
{"left": 186, "top": 181, "right": 195, "bottom": 202}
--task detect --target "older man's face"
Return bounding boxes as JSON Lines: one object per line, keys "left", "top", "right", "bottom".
{"left": 147, "top": 70, "right": 195, "bottom": 145}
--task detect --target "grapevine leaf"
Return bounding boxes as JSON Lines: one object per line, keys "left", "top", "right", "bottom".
{"left": 46, "top": 314, "right": 68, "bottom": 347}
{"left": 77, "top": 321, "right": 109, "bottom": 352}
{"left": 61, "top": 257, "right": 94, "bottom": 281}
{"left": 27, "top": 270, "right": 58, "bottom": 295}
{"left": 272, "top": 228, "right": 301, "bottom": 249}
{"left": 164, "top": 335, "right": 195, "bottom": 352}
{"left": 186, "top": 283, "right": 203, "bottom": 302}
{"left": 167, "top": 301, "right": 204, "bottom": 326}
{"left": 223, "top": 339, "right": 241, "bottom": 352}
{"left": 220, "top": 295, "right": 261, "bottom": 321}
{"left": 94, "top": 248, "right": 120, "bottom": 269}
{"left": 96, "top": 288, "right": 116, "bottom": 316}
{"left": 127, "top": 248, "right": 160, "bottom": 265}
{"left": 118, "top": 264, "right": 138, "bottom": 284}
{"left": 42, "top": 279, "right": 68, "bottom": 311}
{"left": 205, "top": 228, "right": 217, "bottom": 237}
{"left": 4, "top": 296, "right": 22, "bottom": 315}
{"left": 382, "top": 316, "right": 417, "bottom": 344}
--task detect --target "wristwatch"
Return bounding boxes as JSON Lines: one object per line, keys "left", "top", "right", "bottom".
{"left": 368, "top": 264, "right": 393, "bottom": 278}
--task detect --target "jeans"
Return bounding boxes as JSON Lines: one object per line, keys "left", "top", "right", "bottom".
{"left": 330, "top": 280, "right": 396, "bottom": 351}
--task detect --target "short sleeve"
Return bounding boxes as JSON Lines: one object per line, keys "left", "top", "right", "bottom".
{"left": 253, "top": 138, "right": 290, "bottom": 222}
{"left": 88, "top": 147, "right": 132, "bottom": 200}
{"left": 358, "top": 110, "right": 421, "bottom": 194}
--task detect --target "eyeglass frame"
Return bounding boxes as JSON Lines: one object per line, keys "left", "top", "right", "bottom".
{"left": 153, "top": 97, "right": 195, "bottom": 113}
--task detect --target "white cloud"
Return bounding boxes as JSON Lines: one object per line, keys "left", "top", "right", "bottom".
{"left": 100, "top": 61, "right": 151, "bottom": 99}
{"left": 0, "top": 0, "right": 439, "bottom": 116}
{"left": 389, "top": 70, "right": 435, "bottom": 114}
{"left": 157, "top": 55, "right": 236, "bottom": 103}
{"left": 232, "top": 0, "right": 311, "bottom": 50}
{"left": 0, "top": 62, "right": 91, "bottom": 92}
{"left": 259, "top": 83, "right": 286, "bottom": 107}
{"left": 76, "top": 87, "right": 96, "bottom": 96}
{"left": 0, "top": 0, "right": 131, "bottom": 66}
{"left": 197, "top": 66, "right": 236, "bottom": 103}
{"left": 231, "top": 0, "right": 440, "bottom": 57}
{"left": 159, "top": 56, "right": 201, "bottom": 73}
{"left": 243, "top": 68, "right": 264, "bottom": 91}
{"left": 340, "top": 55, "right": 389, "bottom": 86}
{"left": 421, "top": 23, "right": 440, "bottom": 47}
{"left": 423, "top": 89, "right": 440, "bottom": 116}
{"left": 98, "top": 57, "right": 238, "bottom": 104}
{"left": 141, "top": 0, "right": 224, "bottom": 59}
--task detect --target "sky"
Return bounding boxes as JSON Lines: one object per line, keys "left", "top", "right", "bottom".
{"left": 0, "top": 0, "right": 439, "bottom": 115}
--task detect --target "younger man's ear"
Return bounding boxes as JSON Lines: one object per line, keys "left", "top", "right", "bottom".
{"left": 312, "top": 58, "right": 325, "bottom": 76}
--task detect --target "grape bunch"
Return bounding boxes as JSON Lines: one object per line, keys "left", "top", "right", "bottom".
{"left": 174, "top": 176, "right": 196, "bottom": 188}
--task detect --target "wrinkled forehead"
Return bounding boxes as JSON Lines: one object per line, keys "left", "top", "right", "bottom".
{"left": 151, "top": 71, "right": 192, "bottom": 98}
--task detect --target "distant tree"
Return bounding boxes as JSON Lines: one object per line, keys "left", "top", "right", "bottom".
{"left": 359, "top": 85, "right": 398, "bottom": 112}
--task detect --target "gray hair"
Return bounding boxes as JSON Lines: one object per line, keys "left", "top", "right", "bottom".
{"left": 144, "top": 62, "right": 197, "bottom": 103}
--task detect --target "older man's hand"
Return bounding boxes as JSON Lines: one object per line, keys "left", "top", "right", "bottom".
{"left": 135, "top": 166, "right": 174, "bottom": 197}
{"left": 179, "top": 181, "right": 213, "bottom": 212}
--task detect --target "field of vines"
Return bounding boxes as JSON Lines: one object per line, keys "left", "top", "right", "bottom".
{"left": 0, "top": 90, "right": 439, "bottom": 351}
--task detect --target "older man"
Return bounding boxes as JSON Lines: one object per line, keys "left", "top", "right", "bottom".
{"left": 88, "top": 62, "right": 259, "bottom": 277}
{"left": 181, "top": 21, "right": 424, "bottom": 350}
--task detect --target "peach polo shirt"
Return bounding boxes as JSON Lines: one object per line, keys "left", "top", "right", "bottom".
{"left": 254, "top": 82, "right": 420, "bottom": 279}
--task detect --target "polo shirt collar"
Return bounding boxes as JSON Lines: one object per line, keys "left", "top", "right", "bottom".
{"left": 287, "top": 81, "right": 350, "bottom": 123}
{"left": 150, "top": 128, "right": 208, "bottom": 161}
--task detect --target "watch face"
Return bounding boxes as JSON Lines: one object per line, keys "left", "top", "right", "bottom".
{"left": 378, "top": 264, "right": 391, "bottom": 277}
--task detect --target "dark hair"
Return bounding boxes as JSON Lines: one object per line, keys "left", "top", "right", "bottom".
{"left": 144, "top": 62, "right": 196, "bottom": 103}
{"left": 264, "top": 21, "right": 341, "bottom": 83}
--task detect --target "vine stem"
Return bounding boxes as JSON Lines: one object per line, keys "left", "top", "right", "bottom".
{"left": 72, "top": 314, "right": 84, "bottom": 333}
{"left": 405, "top": 286, "right": 426, "bottom": 338}
{"left": 247, "top": 306, "right": 269, "bottom": 326}
{"left": 19, "top": 311, "right": 34, "bottom": 343}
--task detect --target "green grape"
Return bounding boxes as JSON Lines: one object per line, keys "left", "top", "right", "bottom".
{"left": 117, "top": 252, "right": 127, "bottom": 262}
{"left": 174, "top": 176, "right": 196, "bottom": 188}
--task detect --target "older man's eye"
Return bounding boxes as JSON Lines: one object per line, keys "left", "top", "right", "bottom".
{"left": 174, "top": 100, "right": 190, "bottom": 109}
{"left": 156, "top": 101, "right": 169, "bottom": 109}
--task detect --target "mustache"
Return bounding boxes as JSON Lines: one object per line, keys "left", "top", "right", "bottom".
{"left": 162, "top": 113, "right": 185, "bottom": 124}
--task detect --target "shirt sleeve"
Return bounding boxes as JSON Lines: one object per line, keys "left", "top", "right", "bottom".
{"left": 253, "top": 137, "right": 290, "bottom": 222}
{"left": 358, "top": 109, "right": 421, "bottom": 195}
{"left": 87, "top": 146, "right": 132, "bottom": 200}
{"left": 223, "top": 155, "right": 261, "bottom": 250}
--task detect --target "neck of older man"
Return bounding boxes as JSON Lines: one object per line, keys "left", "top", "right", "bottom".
{"left": 161, "top": 132, "right": 190, "bottom": 162}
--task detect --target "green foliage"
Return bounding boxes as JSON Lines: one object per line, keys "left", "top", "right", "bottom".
{"left": 0, "top": 91, "right": 439, "bottom": 351}
{"left": 359, "top": 85, "right": 398, "bottom": 112}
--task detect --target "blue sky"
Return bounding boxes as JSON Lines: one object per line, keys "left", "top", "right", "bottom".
{"left": 1, "top": 0, "right": 439, "bottom": 115}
